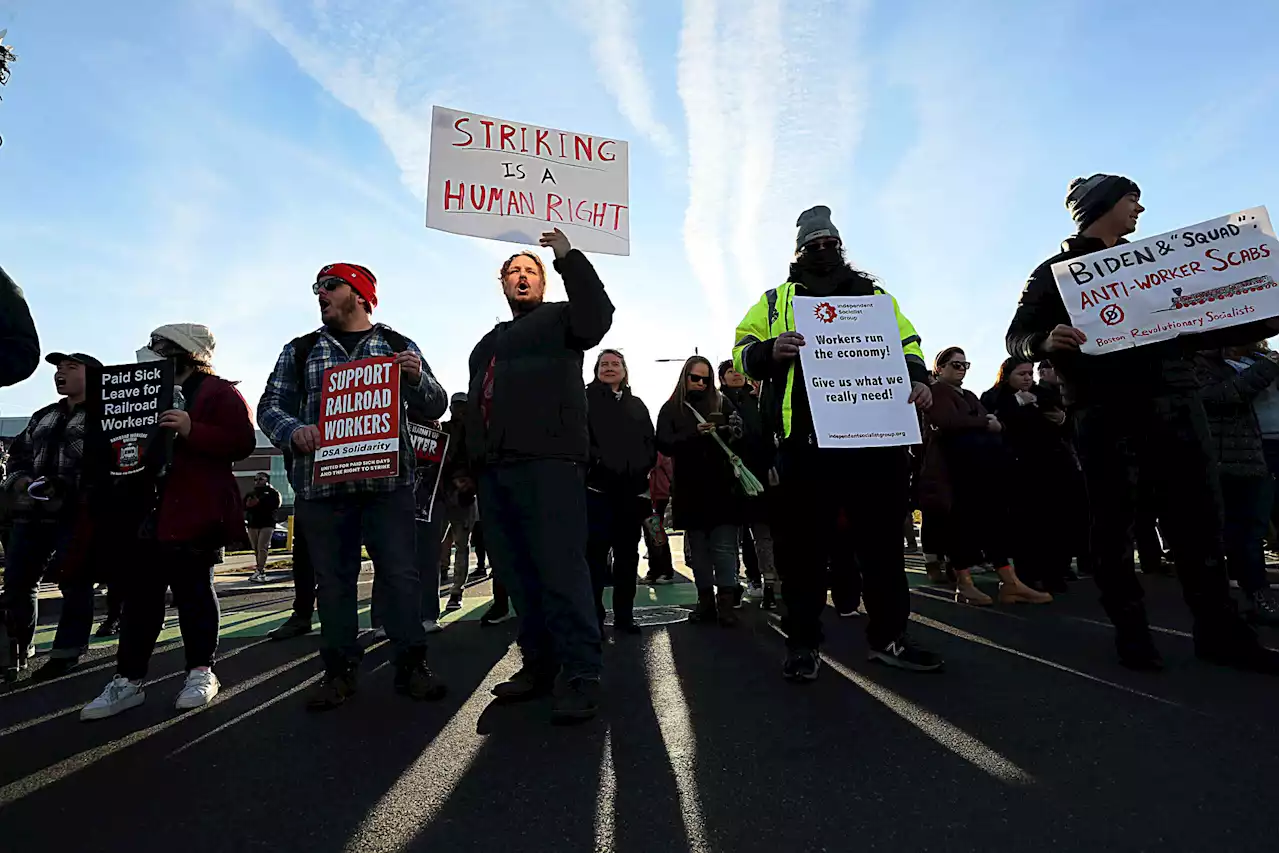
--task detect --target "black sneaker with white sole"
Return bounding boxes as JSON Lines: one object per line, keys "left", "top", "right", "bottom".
{"left": 782, "top": 648, "right": 821, "bottom": 682}
{"left": 868, "top": 634, "right": 944, "bottom": 672}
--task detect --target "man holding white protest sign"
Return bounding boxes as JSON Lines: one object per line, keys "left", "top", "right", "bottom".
{"left": 1007, "top": 174, "right": 1278, "bottom": 673}
{"left": 258, "top": 262, "right": 450, "bottom": 710}
{"left": 733, "top": 205, "right": 942, "bottom": 682}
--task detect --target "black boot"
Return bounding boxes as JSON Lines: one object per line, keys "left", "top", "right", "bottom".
{"left": 394, "top": 646, "right": 447, "bottom": 700}
{"left": 492, "top": 662, "right": 557, "bottom": 702}
{"left": 1194, "top": 606, "right": 1278, "bottom": 674}
{"left": 687, "top": 588, "right": 716, "bottom": 624}
{"left": 715, "top": 589, "right": 739, "bottom": 627}
{"left": 1108, "top": 603, "right": 1163, "bottom": 671}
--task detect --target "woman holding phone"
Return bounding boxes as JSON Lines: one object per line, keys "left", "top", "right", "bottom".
{"left": 656, "top": 356, "right": 745, "bottom": 625}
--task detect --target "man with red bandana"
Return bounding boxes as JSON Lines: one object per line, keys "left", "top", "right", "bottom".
{"left": 258, "top": 263, "right": 449, "bottom": 710}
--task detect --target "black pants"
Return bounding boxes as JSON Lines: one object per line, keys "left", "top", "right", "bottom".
{"left": 587, "top": 491, "right": 646, "bottom": 626}
{"left": 1133, "top": 478, "right": 1168, "bottom": 571}
{"left": 290, "top": 521, "right": 316, "bottom": 619}
{"left": 480, "top": 460, "right": 601, "bottom": 680}
{"left": 772, "top": 443, "right": 910, "bottom": 650}
{"left": 471, "top": 520, "right": 487, "bottom": 572}
{"left": 828, "top": 523, "right": 861, "bottom": 613}
{"left": 643, "top": 499, "right": 674, "bottom": 579}
{"left": 1075, "top": 395, "right": 1235, "bottom": 629}
{"left": 117, "top": 542, "right": 220, "bottom": 680}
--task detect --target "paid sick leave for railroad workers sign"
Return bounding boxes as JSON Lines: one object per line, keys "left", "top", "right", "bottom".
{"left": 793, "top": 296, "right": 922, "bottom": 448}
{"left": 1052, "top": 206, "right": 1279, "bottom": 355}
{"left": 314, "top": 357, "right": 401, "bottom": 485}
{"left": 425, "top": 105, "right": 630, "bottom": 256}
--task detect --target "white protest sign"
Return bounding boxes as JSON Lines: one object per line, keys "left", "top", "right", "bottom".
{"left": 1052, "top": 207, "right": 1279, "bottom": 354}
{"left": 793, "top": 295, "right": 922, "bottom": 448}
{"left": 425, "top": 106, "right": 630, "bottom": 256}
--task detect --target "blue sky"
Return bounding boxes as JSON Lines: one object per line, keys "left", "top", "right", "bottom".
{"left": 2, "top": 0, "right": 1277, "bottom": 422}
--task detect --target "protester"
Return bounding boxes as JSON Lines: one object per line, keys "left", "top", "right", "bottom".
{"left": 0, "top": 265, "right": 40, "bottom": 389}
{"left": 1006, "top": 173, "right": 1278, "bottom": 671}
{"left": 642, "top": 453, "right": 676, "bottom": 585}
{"left": 586, "top": 349, "right": 655, "bottom": 635}
{"left": 733, "top": 206, "right": 943, "bottom": 680}
{"left": 2, "top": 352, "right": 101, "bottom": 681}
{"left": 656, "top": 356, "right": 745, "bottom": 625}
{"left": 258, "top": 262, "right": 449, "bottom": 709}
{"left": 921, "top": 349, "right": 1050, "bottom": 605}
{"left": 718, "top": 360, "right": 778, "bottom": 609}
{"left": 244, "top": 472, "right": 281, "bottom": 583}
{"left": 440, "top": 469, "right": 478, "bottom": 612}
{"left": 80, "top": 324, "right": 256, "bottom": 718}
{"left": 464, "top": 229, "right": 612, "bottom": 723}
{"left": 981, "top": 357, "right": 1079, "bottom": 593}
{"left": 1194, "top": 346, "right": 1279, "bottom": 626}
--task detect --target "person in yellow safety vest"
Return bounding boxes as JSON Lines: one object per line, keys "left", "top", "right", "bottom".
{"left": 732, "top": 205, "right": 943, "bottom": 682}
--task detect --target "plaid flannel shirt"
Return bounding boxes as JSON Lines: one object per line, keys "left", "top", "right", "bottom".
{"left": 257, "top": 325, "right": 448, "bottom": 501}
{"left": 3, "top": 400, "right": 87, "bottom": 500}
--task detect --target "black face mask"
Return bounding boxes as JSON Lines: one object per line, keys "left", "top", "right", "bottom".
{"left": 802, "top": 246, "right": 843, "bottom": 274}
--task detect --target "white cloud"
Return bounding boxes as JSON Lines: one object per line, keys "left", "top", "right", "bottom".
{"left": 567, "top": 0, "right": 677, "bottom": 157}
{"left": 675, "top": 0, "right": 871, "bottom": 337}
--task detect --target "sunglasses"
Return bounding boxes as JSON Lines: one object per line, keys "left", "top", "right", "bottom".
{"left": 947, "top": 361, "right": 971, "bottom": 370}
{"left": 312, "top": 277, "right": 348, "bottom": 295}
{"left": 805, "top": 238, "right": 841, "bottom": 252}
{"left": 686, "top": 373, "right": 709, "bottom": 385}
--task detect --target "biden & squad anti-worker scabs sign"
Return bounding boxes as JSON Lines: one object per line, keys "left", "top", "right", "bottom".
{"left": 425, "top": 105, "right": 630, "bottom": 256}
{"left": 1052, "top": 206, "right": 1279, "bottom": 354}
{"left": 313, "top": 357, "right": 401, "bottom": 485}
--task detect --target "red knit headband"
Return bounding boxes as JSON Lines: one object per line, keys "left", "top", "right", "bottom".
{"left": 317, "top": 263, "right": 378, "bottom": 308}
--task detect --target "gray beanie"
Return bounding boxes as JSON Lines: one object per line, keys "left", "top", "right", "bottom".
{"left": 796, "top": 205, "right": 841, "bottom": 252}
{"left": 1065, "top": 174, "right": 1140, "bottom": 232}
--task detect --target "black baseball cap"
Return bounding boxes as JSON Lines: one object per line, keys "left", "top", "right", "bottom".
{"left": 45, "top": 352, "right": 103, "bottom": 369}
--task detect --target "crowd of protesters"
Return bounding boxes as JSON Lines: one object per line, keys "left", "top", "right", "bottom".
{"left": 0, "top": 172, "right": 1277, "bottom": 729}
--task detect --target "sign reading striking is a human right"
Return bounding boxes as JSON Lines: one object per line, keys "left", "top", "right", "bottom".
{"left": 1052, "top": 206, "right": 1279, "bottom": 354}
{"left": 314, "top": 357, "right": 401, "bottom": 484}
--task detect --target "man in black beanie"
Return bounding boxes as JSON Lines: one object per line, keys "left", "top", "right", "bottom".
{"left": 1007, "top": 174, "right": 1279, "bottom": 673}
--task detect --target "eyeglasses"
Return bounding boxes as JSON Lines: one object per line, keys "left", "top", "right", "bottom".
{"left": 312, "top": 277, "right": 347, "bottom": 295}
{"left": 686, "top": 373, "right": 709, "bottom": 385}
{"left": 805, "top": 238, "right": 841, "bottom": 252}
{"left": 947, "top": 361, "right": 971, "bottom": 370}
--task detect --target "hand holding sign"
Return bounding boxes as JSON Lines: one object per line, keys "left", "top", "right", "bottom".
{"left": 1041, "top": 324, "right": 1087, "bottom": 354}
{"left": 393, "top": 351, "right": 422, "bottom": 384}
{"left": 907, "top": 381, "right": 932, "bottom": 410}
{"left": 292, "top": 424, "right": 322, "bottom": 454}
{"left": 538, "top": 228, "right": 572, "bottom": 260}
{"left": 773, "top": 331, "right": 805, "bottom": 362}
{"left": 158, "top": 409, "right": 191, "bottom": 438}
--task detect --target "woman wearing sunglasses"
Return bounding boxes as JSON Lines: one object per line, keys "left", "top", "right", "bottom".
{"left": 920, "top": 347, "right": 1050, "bottom": 606}
{"left": 656, "top": 356, "right": 745, "bottom": 625}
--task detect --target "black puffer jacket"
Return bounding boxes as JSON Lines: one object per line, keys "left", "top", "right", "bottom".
{"left": 1193, "top": 352, "right": 1278, "bottom": 478}
{"left": 466, "top": 250, "right": 614, "bottom": 466}
{"left": 1007, "top": 235, "right": 1278, "bottom": 406}
{"left": 586, "top": 381, "right": 656, "bottom": 496}
{"left": 0, "top": 265, "right": 40, "bottom": 389}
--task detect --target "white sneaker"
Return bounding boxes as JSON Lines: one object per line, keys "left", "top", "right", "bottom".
{"left": 745, "top": 582, "right": 764, "bottom": 600}
{"left": 373, "top": 627, "right": 388, "bottom": 640}
{"left": 175, "top": 667, "right": 220, "bottom": 710}
{"left": 250, "top": 570, "right": 267, "bottom": 583}
{"left": 81, "top": 675, "right": 146, "bottom": 721}
{"left": 423, "top": 620, "right": 444, "bottom": 634}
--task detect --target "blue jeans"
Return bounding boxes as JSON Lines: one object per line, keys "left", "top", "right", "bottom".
{"left": 1, "top": 518, "right": 96, "bottom": 659}
{"left": 480, "top": 460, "right": 601, "bottom": 681}
{"left": 685, "top": 525, "right": 740, "bottom": 590}
{"left": 297, "top": 487, "right": 427, "bottom": 673}
{"left": 372, "top": 514, "right": 445, "bottom": 626}
{"left": 1221, "top": 473, "right": 1271, "bottom": 595}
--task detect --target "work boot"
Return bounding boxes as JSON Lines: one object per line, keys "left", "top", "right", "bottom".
{"left": 954, "top": 569, "right": 992, "bottom": 606}
{"left": 492, "top": 663, "right": 556, "bottom": 703}
{"left": 551, "top": 677, "right": 601, "bottom": 724}
{"left": 925, "top": 560, "right": 948, "bottom": 585}
{"left": 715, "top": 589, "right": 739, "bottom": 627}
{"left": 687, "top": 588, "right": 716, "bottom": 624}
{"left": 306, "top": 662, "right": 359, "bottom": 711}
{"left": 94, "top": 618, "right": 121, "bottom": 638}
{"left": 1194, "top": 608, "right": 1277, "bottom": 675}
{"left": 996, "top": 565, "right": 1052, "bottom": 604}
{"left": 394, "top": 647, "right": 447, "bottom": 700}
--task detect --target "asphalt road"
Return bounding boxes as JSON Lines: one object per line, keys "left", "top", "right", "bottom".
{"left": 0, "top": 569, "right": 1276, "bottom": 853}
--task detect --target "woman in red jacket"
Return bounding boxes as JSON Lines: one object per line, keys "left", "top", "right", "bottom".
{"left": 82, "top": 324, "right": 256, "bottom": 720}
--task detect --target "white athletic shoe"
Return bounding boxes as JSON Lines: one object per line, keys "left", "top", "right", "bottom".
{"left": 81, "top": 675, "right": 146, "bottom": 721}
{"left": 745, "top": 582, "right": 764, "bottom": 600}
{"left": 423, "top": 620, "right": 444, "bottom": 634}
{"left": 373, "top": 627, "right": 388, "bottom": 640}
{"left": 175, "top": 668, "right": 220, "bottom": 710}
